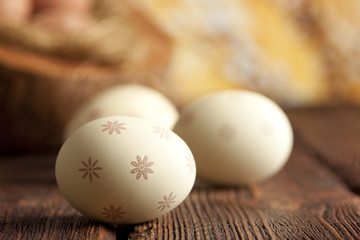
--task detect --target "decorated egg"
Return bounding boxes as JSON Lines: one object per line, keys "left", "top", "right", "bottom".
{"left": 56, "top": 116, "right": 196, "bottom": 224}
{"left": 174, "top": 90, "right": 293, "bottom": 185}
{"left": 64, "top": 84, "right": 179, "bottom": 139}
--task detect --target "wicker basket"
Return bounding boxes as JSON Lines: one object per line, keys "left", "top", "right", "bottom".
{"left": 0, "top": 0, "right": 172, "bottom": 151}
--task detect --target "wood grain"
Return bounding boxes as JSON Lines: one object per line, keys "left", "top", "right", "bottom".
{"left": 126, "top": 138, "right": 360, "bottom": 239}
{"left": 0, "top": 154, "right": 116, "bottom": 240}
{"left": 288, "top": 106, "right": 360, "bottom": 193}
{"left": 0, "top": 106, "right": 360, "bottom": 239}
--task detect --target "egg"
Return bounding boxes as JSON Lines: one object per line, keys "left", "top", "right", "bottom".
{"left": 64, "top": 84, "right": 179, "bottom": 140}
{"left": 56, "top": 116, "right": 196, "bottom": 224}
{"left": 174, "top": 90, "right": 293, "bottom": 185}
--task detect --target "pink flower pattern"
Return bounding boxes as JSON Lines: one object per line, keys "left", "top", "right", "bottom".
{"left": 78, "top": 157, "right": 102, "bottom": 182}
{"left": 101, "top": 121, "right": 126, "bottom": 135}
{"left": 131, "top": 155, "right": 154, "bottom": 180}
{"left": 157, "top": 192, "right": 177, "bottom": 211}
{"left": 153, "top": 125, "right": 172, "bottom": 140}
{"left": 101, "top": 205, "right": 126, "bottom": 220}
{"left": 217, "top": 123, "right": 236, "bottom": 142}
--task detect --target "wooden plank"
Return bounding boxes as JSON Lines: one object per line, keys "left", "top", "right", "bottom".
{"left": 0, "top": 154, "right": 116, "bottom": 240}
{"left": 1, "top": 107, "right": 360, "bottom": 239}
{"left": 125, "top": 137, "right": 360, "bottom": 239}
{"left": 288, "top": 106, "right": 360, "bottom": 192}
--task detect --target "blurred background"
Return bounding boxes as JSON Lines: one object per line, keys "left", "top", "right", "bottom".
{"left": 0, "top": 0, "right": 359, "bottom": 152}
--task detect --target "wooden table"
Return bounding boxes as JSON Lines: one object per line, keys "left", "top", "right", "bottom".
{"left": 1, "top": 106, "right": 360, "bottom": 239}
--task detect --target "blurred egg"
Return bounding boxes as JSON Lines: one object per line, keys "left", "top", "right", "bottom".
{"left": 56, "top": 116, "right": 196, "bottom": 224}
{"left": 0, "top": 0, "right": 32, "bottom": 22}
{"left": 174, "top": 90, "right": 293, "bottom": 185}
{"left": 64, "top": 84, "right": 179, "bottom": 140}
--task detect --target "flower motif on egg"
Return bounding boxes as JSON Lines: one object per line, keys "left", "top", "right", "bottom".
{"left": 153, "top": 125, "right": 172, "bottom": 141}
{"left": 157, "top": 192, "right": 177, "bottom": 211}
{"left": 101, "top": 205, "right": 126, "bottom": 220}
{"left": 217, "top": 123, "right": 236, "bottom": 142}
{"left": 101, "top": 121, "right": 126, "bottom": 135}
{"left": 78, "top": 157, "right": 103, "bottom": 182}
{"left": 130, "top": 155, "right": 154, "bottom": 180}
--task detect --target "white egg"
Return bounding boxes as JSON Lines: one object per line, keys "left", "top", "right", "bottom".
{"left": 174, "top": 90, "right": 293, "bottom": 185}
{"left": 64, "top": 84, "right": 179, "bottom": 139}
{"left": 56, "top": 116, "right": 196, "bottom": 224}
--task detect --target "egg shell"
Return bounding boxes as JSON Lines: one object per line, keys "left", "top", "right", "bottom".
{"left": 174, "top": 90, "right": 293, "bottom": 185}
{"left": 64, "top": 84, "right": 179, "bottom": 140}
{"left": 56, "top": 116, "right": 196, "bottom": 224}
